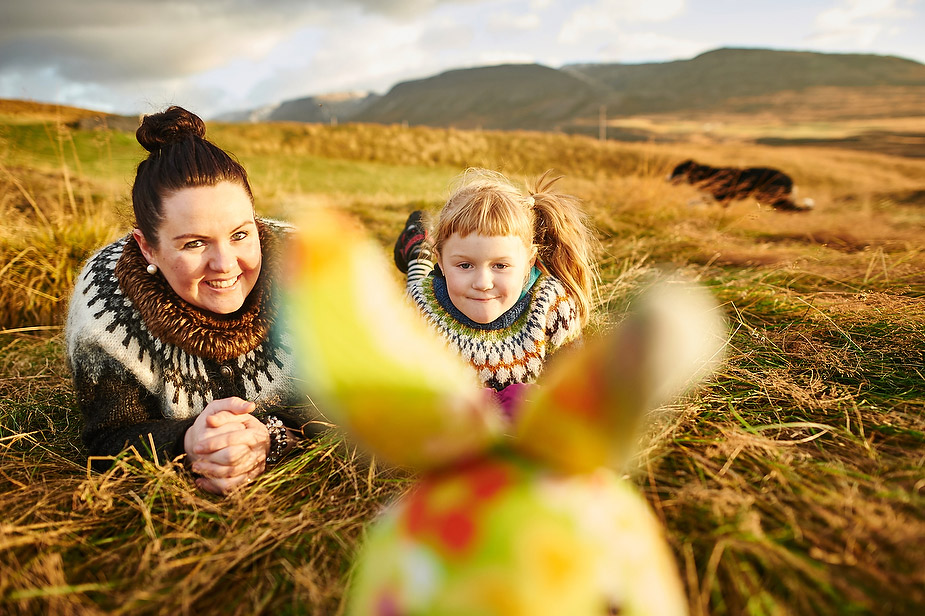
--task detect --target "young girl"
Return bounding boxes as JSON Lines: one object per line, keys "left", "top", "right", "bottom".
{"left": 393, "top": 167, "right": 598, "bottom": 415}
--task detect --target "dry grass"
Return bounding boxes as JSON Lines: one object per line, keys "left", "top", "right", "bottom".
{"left": 0, "top": 335, "right": 403, "bottom": 615}
{"left": 655, "top": 274, "right": 924, "bottom": 615}
{"left": 1, "top": 104, "right": 924, "bottom": 614}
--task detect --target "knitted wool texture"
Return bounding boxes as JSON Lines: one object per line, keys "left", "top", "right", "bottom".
{"left": 66, "top": 220, "right": 298, "bottom": 422}
{"left": 408, "top": 264, "right": 581, "bottom": 391}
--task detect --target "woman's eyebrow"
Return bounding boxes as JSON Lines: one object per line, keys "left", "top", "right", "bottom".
{"left": 171, "top": 220, "right": 255, "bottom": 241}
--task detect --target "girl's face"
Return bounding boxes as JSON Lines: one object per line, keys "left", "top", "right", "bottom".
{"left": 134, "top": 182, "right": 261, "bottom": 315}
{"left": 437, "top": 232, "right": 536, "bottom": 324}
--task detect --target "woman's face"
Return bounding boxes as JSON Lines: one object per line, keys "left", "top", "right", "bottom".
{"left": 437, "top": 232, "right": 536, "bottom": 324}
{"left": 134, "top": 182, "right": 261, "bottom": 315}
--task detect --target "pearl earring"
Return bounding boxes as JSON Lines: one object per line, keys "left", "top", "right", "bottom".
{"left": 146, "top": 264, "right": 158, "bottom": 275}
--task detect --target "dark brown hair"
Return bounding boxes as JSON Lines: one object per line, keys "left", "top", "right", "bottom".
{"left": 132, "top": 106, "right": 253, "bottom": 246}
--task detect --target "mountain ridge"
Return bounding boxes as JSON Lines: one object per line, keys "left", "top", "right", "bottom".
{"left": 215, "top": 47, "right": 925, "bottom": 131}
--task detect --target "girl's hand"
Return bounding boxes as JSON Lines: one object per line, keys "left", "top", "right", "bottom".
{"left": 184, "top": 397, "right": 270, "bottom": 495}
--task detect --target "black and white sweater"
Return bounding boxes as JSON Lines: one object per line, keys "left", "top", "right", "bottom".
{"left": 406, "top": 259, "right": 582, "bottom": 391}
{"left": 66, "top": 220, "right": 314, "bottom": 466}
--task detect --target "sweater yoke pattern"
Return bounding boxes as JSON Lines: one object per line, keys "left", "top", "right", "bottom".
{"left": 408, "top": 271, "right": 580, "bottom": 390}
{"left": 66, "top": 236, "right": 295, "bottom": 420}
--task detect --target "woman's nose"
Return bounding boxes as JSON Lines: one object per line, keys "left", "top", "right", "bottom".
{"left": 209, "top": 243, "right": 235, "bottom": 272}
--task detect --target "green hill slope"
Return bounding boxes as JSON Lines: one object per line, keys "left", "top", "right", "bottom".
{"left": 568, "top": 47, "right": 925, "bottom": 115}
{"left": 338, "top": 48, "right": 925, "bottom": 129}
{"left": 352, "top": 63, "right": 605, "bottom": 130}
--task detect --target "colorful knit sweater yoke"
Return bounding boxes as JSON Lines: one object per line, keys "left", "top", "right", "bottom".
{"left": 66, "top": 220, "right": 298, "bottom": 420}
{"left": 407, "top": 263, "right": 582, "bottom": 391}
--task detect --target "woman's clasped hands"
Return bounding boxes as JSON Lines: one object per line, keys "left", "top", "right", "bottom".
{"left": 183, "top": 397, "right": 270, "bottom": 495}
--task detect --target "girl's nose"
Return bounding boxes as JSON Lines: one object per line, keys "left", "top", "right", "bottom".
{"left": 472, "top": 268, "right": 493, "bottom": 290}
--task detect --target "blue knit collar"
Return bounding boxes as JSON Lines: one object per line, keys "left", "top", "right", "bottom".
{"left": 521, "top": 265, "right": 541, "bottom": 300}
{"left": 431, "top": 265, "right": 541, "bottom": 331}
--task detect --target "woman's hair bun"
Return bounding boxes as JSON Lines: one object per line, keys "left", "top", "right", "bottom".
{"left": 136, "top": 106, "right": 206, "bottom": 153}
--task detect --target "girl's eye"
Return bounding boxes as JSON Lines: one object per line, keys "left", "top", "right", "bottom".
{"left": 457, "top": 263, "right": 472, "bottom": 270}
{"left": 494, "top": 263, "right": 509, "bottom": 270}
{"left": 231, "top": 230, "right": 248, "bottom": 241}
{"left": 183, "top": 240, "right": 205, "bottom": 250}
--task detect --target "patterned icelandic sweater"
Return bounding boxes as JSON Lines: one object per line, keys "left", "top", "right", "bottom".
{"left": 406, "top": 260, "right": 582, "bottom": 390}
{"left": 66, "top": 220, "right": 314, "bottom": 466}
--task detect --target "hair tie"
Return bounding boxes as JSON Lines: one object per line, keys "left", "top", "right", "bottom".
{"left": 525, "top": 195, "right": 536, "bottom": 207}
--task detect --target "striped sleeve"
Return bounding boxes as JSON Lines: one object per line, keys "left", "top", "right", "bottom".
{"left": 406, "top": 257, "right": 435, "bottom": 290}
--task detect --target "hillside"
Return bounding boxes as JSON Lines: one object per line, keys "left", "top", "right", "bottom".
{"left": 352, "top": 63, "right": 604, "bottom": 130}
{"left": 214, "top": 91, "right": 380, "bottom": 124}
{"left": 566, "top": 47, "right": 925, "bottom": 115}
{"left": 219, "top": 48, "right": 925, "bottom": 132}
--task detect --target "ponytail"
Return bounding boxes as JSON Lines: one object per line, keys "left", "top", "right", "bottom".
{"left": 529, "top": 170, "right": 598, "bottom": 326}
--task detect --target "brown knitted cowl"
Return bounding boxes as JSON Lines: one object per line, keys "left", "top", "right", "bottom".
{"left": 114, "top": 220, "right": 280, "bottom": 363}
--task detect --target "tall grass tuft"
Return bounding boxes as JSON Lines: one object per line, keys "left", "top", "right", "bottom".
{"left": 0, "top": 117, "right": 126, "bottom": 331}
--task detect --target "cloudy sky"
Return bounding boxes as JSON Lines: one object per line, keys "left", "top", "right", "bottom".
{"left": 1, "top": 0, "right": 922, "bottom": 118}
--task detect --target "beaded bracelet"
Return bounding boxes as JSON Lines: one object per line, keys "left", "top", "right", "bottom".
{"left": 263, "top": 415, "right": 289, "bottom": 466}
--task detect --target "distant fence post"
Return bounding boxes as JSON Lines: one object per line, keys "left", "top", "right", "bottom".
{"left": 599, "top": 105, "right": 606, "bottom": 141}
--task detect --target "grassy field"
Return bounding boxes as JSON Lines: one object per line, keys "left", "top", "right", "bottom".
{"left": 1, "top": 99, "right": 923, "bottom": 615}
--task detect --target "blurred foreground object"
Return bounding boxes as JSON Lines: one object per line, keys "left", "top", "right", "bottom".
{"left": 284, "top": 209, "right": 727, "bottom": 616}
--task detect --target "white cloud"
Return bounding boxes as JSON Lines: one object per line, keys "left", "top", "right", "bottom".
{"left": 0, "top": 3, "right": 324, "bottom": 83}
{"left": 417, "top": 19, "right": 476, "bottom": 49}
{"left": 0, "top": 0, "right": 483, "bottom": 83}
{"left": 243, "top": 16, "right": 446, "bottom": 108}
{"left": 599, "top": 31, "right": 705, "bottom": 63}
{"left": 489, "top": 11, "right": 542, "bottom": 30}
{"left": 0, "top": 0, "right": 493, "bottom": 113}
{"left": 816, "top": 0, "right": 901, "bottom": 27}
{"left": 810, "top": 0, "right": 912, "bottom": 48}
{"left": 558, "top": 0, "right": 686, "bottom": 44}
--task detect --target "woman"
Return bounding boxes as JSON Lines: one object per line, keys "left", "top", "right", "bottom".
{"left": 66, "top": 106, "right": 318, "bottom": 495}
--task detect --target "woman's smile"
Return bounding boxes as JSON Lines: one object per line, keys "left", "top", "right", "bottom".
{"left": 204, "top": 275, "right": 241, "bottom": 290}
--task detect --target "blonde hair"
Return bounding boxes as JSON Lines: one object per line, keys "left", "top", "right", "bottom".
{"left": 432, "top": 168, "right": 598, "bottom": 326}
